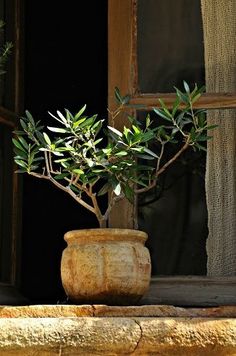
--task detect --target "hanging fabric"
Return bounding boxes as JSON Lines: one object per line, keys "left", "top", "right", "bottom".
{"left": 201, "top": 0, "right": 236, "bottom": 275}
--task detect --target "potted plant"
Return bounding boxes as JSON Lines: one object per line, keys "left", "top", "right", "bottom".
{"left": 12, "top": 82, "right": 215, "bottom": 305}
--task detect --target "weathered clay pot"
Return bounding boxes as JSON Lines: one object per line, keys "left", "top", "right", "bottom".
{"left": 61, "top": 228, "right": 151, "bottom": 305}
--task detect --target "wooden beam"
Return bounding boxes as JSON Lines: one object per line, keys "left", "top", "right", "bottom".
{"left": 0, "top": 106, "right": 17, "bottom": 127}
{"left": 129, "top": 93, "right": 236, "bottom": 110}
{"left": 142, "top": 276, "right": 236, "bottom": 306}
{"left": 108, "top": 0, "right": 137, "bottom": 228}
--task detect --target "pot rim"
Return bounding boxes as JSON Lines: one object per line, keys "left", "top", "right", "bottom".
{"left": 64, "top": 228, "right": 148, "bottom": 244}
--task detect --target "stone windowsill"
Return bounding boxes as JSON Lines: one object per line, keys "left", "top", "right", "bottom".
{"left": 0, "top": 305, "right": 235, "bottom": 355}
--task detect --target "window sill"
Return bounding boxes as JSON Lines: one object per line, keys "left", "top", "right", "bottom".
{"left": 0, "top": 305, "right": 235, "bottom": 355}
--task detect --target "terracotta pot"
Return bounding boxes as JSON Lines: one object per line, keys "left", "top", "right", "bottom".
{"left": 61, "top": 228, "right": 151, "bottom": 305}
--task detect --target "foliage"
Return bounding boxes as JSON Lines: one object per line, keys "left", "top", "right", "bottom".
{"left": 13, "top": 82, "right": 217, "bottom": 227}
{"left": 0, "top": 20, "right": 13, "bottom": 76}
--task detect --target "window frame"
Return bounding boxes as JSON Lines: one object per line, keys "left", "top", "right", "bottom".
{"left": 108, "top": 0, "right": 236, "bottom": 306}
{"left": 0, "top": 0, "right": 24, "bottom": 302}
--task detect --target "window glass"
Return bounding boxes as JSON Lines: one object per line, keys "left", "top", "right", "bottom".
{"left": 137, "top": 110, "right": 208, "bottom": 275}
{"left": 137, "top": 0, "right": 205, "bottom": 93}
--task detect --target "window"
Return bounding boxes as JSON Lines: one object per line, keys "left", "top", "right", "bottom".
{"left": 108, "top": 0, "right": 236, "bottom": 306}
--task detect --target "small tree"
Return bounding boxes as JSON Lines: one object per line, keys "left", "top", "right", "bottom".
{"left": 13, "top": 82, "right": 216, "bottom": 227}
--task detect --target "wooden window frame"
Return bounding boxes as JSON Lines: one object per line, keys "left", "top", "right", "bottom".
{"left": 108, "top": 0, "right": 236, "bottom": 306}
{"left": 0, "top": 0, "right": 24, "bottom": 304}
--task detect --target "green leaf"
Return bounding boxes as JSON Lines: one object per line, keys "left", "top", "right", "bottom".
{"left": 113, "top": 182, "right": 121, "bottom": 196}
{"left": 146, "top": 114, "right": 151, "bottom": 127}
{"left": 13, "top": 148, "right": 28, "bottom": 159}
{"left": 107, "top": 126, "right": 123, "bottom": 137}
{"left": 132, "top": 125, "right": 141, "bottom": 135}
{"left": 123, "top": 126, "right": 132, "bottom": 141}
{"left": 52, "top": 151, "right": 64, "bottom": 156}
{"left": 140, "top": 130, "right": 156, "bottom": 143}
{"left": 47, "top": 127, "right": 67, "bottom": 133}
{"left": 172, "top": 97, "right": 181, "bottom": 116}
{"left": 20, "top": 118, "right": 27, "bottom": 130}
{"left": 102, "top": 147, "right": 112, "bottom": 155}
{"left": 194, "top": 142, "right": 207, "bottom": 152}
{"left": 54, "top": 173, "right": 70, "bottom": 180}
{"left": 191, "top": 93, "right": 201, "bottom": 104}
{"left": 183, "top": 81, "right": 190, "bottom": 94}
{"left": 43, "top": 132, "right": 51, "bottom": 145}
{"left": 25, "top": 110, "right": 35, "bottom": 125}
{"left": 18, "top": 136, "right": 29, "bottom": 150}
{"left": 86, "top": 159, "right": 94, "bottom": 167}
{"left": 72, "top": 168, "right": 84, "bottom": 175}
{"left": 206, "top": 124, "right": 218, "bottom": 130}
{"left": 131, "top": 177, "right": 148, "bottom": 187}
{"left": 73, "top": 117, "right": 87, "bottom": 128}
{"left": 12, "top": 138, "right": 27, "bottom": 152}
{"left": 54, "top": 158, "right": 71, "bottom": 163}
{"left": 174, "top": 88, "right": 189, "bottom": 104}
{"left": 93, "top": 138, "right": 103, "bottom": 145}
{"left": 171, "top": 127, "right": 179, "bottom": 135}
{"left": 65, "top": 109, "right": 74, "bottom": 122}
{"left": 74, "top": 105, "right": 87, "bottom": 120}
{"left": 14, "top": 159, "right": 28, "bottom": 168}
{"left": 196, "top": 134, "right": 212, "bottom": 142}
{"left": 48, "top": 111, "right": 66, "bottom": 124}
{"left": 136, "top": 153, "right": 155, "bottom": 160}
{"left": 32, "top": 156, "right": 44, "bottom": 162}
{"left": 98, "top": 182, "right": 111, "bottom": 196}
{"left": 123, "top": 184, "right": 134, "bottom": 203}
{"left": 92, "top": 168, "right": 104, "bottom": 173}
{"left": 115, "top": 151, "right": 128, "bottom": 156}
{"left": 80, "top": 115, "right": 97, "bottom": 128}
{"left": 130, "top": 147, "right": 144, "bottom": 153}
{"left": 121, "top": 95, "right": 131, "bottom": 105}
{"left": 190, "top": 127, "right": 196, "bottom": 141}
{"left": 153, "top": 108, "right": 172, "bottom": 122}
{"left": 143, "top": 147, "right": 158, "bottom": 158}
{"left": 36, "top": 131, "right": 46, "bottom": 145}
{"left": 91, "top": 120, "right": 103, "bottom": 134}
{"left": 114, "top": 87, "right": 123, "bottom": 104}
{"left": 15, "top": 169, "right": 27, "bottom": 173}
{"left": 70, "top": 184, "right": 82, "bottom": 194}
{"left": 56, "top": 111, "right": 67, "bottom": 124}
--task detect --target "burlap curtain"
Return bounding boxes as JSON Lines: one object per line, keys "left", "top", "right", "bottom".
{"left": 201, "top": 0, "right": 236, "bottom": 276}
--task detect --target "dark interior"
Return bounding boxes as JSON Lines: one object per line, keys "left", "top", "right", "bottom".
{"left": 22, "top": 0, "right": 108, "bottom": 303}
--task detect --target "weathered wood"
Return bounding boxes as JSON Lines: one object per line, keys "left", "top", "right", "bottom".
{"left": 10, "top": 0, "right": 24, "bottom": 287}
{"left": 14, "top": 0, "right": 24, "bottom": 114}
{"left": 0, "top": 0, "right": 24, "bottom": 290}
{"left": 108, "top": 0, "right": 137, "bottom": 228}
{"left": 0, "top": 106, "right": 16, "bottom": 127}
{"left": 142, "top": 276, "right": 236, "bottom": 306}
{"left": 108, "top": 1, "right": 236, "bottom": 308}
{"left": 129, "top": 93, "right": 236, "bottom": 110}
{"left": 0, "top": 283, "right": 28, "bottom": 305}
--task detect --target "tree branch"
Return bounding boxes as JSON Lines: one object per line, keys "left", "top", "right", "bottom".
{"left": 135, "top": 138, "right": 190, "bottom": 194}
{"left": 28, "top": 171, "right": 96, "bottom": 215}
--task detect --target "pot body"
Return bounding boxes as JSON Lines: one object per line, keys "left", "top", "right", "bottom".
{"left": 61, "top": 228, "right": 151, "bottom": 305}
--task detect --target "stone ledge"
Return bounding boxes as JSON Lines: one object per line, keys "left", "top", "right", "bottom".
{"left": 0, "top": 316, "right": 235, "bottom": 355}
{"left": 0, "top": 304, "right": 236, "bottom": 318}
